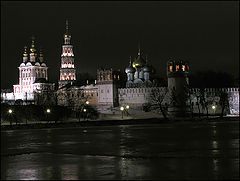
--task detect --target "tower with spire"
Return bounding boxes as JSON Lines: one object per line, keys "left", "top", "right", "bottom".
{"left": 58, "top": 20, "right": 76, "bottom": 89}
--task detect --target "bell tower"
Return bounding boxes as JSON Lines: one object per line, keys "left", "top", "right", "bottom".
{"left": 58, "top": 20, "right": 76, "bottom": 89}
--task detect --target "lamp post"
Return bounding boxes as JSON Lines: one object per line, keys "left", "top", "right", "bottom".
{"left": 86, "top": 101, "right": 89, "bottom": 105}
{"left": 212, "top": 105, "right": 216, "bottom": 116}
{"left": 46, "top": 108, "right": 51, "bottom": 123}
{"left": 8, "top": 109, "right": 13, "bottom": 126}
{"left": 83, "top": 108, "right": 87, "bottom": 121}
{"left": 125, "top": 105, "right": 130, "bottom": 116}
{"left": 120, "top": 106, "right": 124, "bottom": 119}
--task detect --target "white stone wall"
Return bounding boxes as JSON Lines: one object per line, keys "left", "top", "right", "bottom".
{"left": 118, "top": 87, "right": 152, "bottom": 107}
{"left": 98, "top": 84, "right": 114, "bottom": 106}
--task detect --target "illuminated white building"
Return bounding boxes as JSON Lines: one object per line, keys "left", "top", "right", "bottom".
{"left": 58, "top": 20, "right": 76, "bottom": 88}
{"left": 1, "top": 37, "right": 54, "bottom": 103}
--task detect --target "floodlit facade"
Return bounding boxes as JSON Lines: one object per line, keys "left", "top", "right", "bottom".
{"left": 1, "top": 37, "right": 54, "bottom": 103}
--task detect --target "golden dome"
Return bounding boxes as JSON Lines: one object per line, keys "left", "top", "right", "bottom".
{"left": 23, "top": 46, "right": 28, "bottom": 57}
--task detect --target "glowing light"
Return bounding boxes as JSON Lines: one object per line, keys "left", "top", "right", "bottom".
{"left": 212, "top": 105, "right": 216, "bottom": 110}
{"left": 176, "top": 65, "right": 179, "bottom": 71}
{"left": 126, "top": 105, "right": 130, "bottom": 109}
{"left": 8, "top": 109, "right": 13, "bottom": 114}
{"left": 86, "top": 101, "right": 89, "bottom": 105}
{"left": 120, "top": 106, "right": 124, "bottom": 111}
{"left": 169, "top": 66, "right": 173, "bottom": 72}
{"left": 46, "top": 109, "right": 51, "bottom": 113}
{"left": 83, "top": 109, "right": 87, "bottom": 112}
{"left": 182, "top": 65, "right": 185, "bottom": 71}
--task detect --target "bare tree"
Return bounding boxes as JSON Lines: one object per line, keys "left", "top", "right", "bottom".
{"left": 148, "top": 87, "right": 169, "bottom": 120}
{"left": 217, "top": 89, "right": 229, "bottom": 118}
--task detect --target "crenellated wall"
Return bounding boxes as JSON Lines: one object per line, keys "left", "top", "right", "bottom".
{"left": 117, "top": 87, "right": 239, "bottom": 115}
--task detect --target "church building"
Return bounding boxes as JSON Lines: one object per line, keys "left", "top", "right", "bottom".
{"left": 1, "top": 37, "right": 54, "bottom": 103}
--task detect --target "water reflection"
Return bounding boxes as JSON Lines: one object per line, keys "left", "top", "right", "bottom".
{"left": 61, "top": 164, "right": 78, "bottom": 180}
{"left": 18, "top": 168, "right": 38, "bottom": 180}
{"left": 1, "top": 122, "right": 239, "bottom": 180}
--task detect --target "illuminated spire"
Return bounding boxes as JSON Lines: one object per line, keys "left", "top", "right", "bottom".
{"left": 39, "top": 47, "right": 44, "bottom": 63}
{"left": 66, "top": 19, "right": 69, "bottom": 34}
{"left": 145, "top": 55, "right": 148, "bottom": 64}
{"left": 30, "top": 36, "right": 36, "bottom": 54}
{"left": 138, "top": 42, "right": 141, "bottom": 56}
{"left": 129, "top": 56, "right": 132, "bottom": 64}
{"left": 39, "top": 47, "right": 43, "bottom": 57}
{"left": 23, "top": 46, "right": 28, "bottom": 57}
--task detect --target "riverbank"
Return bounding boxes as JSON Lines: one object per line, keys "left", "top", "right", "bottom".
{"left": 1, "top": 116, "right": 239, "bottom": 131}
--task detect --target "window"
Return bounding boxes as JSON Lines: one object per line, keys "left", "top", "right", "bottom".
{"left": 107, "top": 74, "right": 110, "bottom": 80}
{"left": 170, "top": 66, "right": 173, "bottom": 72}
{"left": 182, "top": 65, "right": 185, "bottom": 71}
{"left": 176, "top": 65, "right": 179, "bottom": 71}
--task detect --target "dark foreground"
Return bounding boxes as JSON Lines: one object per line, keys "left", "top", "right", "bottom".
{"left": 1, "top": 119, "right": 239, "bottom": 180}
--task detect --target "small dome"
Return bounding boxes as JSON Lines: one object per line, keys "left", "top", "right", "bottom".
{"left": 35, "top": 62, "right": 40, "bottom": 66}
{"left": 41, "top": 63, "right": 46, "bottom": 67}
{"left": 143, "top": 65, "right": 152, "bottom": 72}
{"left": 125, "top": 66, "right": 135, "bottom": 74}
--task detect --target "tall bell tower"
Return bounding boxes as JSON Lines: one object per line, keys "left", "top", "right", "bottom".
{"left": 58, "top": 20, "right": 76, "bottom": 89}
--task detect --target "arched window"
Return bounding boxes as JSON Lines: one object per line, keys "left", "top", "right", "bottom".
{"left": 176, "top": 65, "right": 179, "bottom": 71}
{"left": 182, "top": 65, "right": 185, "bottom": 71}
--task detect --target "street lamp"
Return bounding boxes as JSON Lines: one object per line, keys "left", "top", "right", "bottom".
{"left": 83, "top": 108, "right": 87, "bottom": 121}
{"left": 212, "top": 105, "right": 216, "bottom": 116}
{"left": 46, "top": 109, "right": 51, "bottom": 123}
{"left": 120, "top": 106, "right": 124, "bottom": 119}
{"left": 86, "top": 101, "right": 89, "bottom": 105}
{"left": 125, "top": 105, "right": 130, "bottom": 116}
{"left": 8, "top": 109, "right": 13, "bottom": 126}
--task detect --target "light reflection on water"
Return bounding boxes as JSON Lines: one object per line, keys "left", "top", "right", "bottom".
{"left": 61, "top": 164, "right": 78, "bottom": 180}
{"left": 1, "top": 121, "right": 239, "bottom": 180}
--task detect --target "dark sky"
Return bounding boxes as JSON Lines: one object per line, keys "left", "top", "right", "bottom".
{"left": 1, "top": 1, "right": 239, "bottom": 89}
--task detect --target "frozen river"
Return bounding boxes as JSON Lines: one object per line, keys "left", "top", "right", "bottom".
{"left": 1, "top": 120, "right": 239, "bottom": 180}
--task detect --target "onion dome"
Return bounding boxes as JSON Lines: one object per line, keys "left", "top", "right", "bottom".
{"left": 23, "top": 46, "right": 28, "bottom": 57}
{"left": 143, "top": 65, "right": 152, "bottom": 72}
{"left": 143, "top": 55, "right": 152, "bottom": 72}
{"left": 30, "top": 36, "right": 37, "bottom": 56}
{"left": 125, "top": 56, "right": 135, "bottom": 73}
{"left": 132, "top": 45, "right": 145, "bottom": 68}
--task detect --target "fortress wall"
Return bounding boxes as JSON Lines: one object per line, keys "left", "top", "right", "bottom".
{"left": 118, "top": 87, "right": 239, "bottom": 115}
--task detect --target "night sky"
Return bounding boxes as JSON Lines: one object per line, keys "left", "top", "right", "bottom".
{"left": 1, "top": 1, "right": 239, "bottom": 89}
